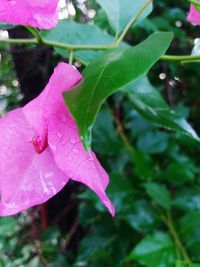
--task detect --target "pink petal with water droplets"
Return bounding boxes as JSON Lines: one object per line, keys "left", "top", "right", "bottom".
{"left": 187, "top": 3, "right": 200, "bottom": 26}
{"left": 0, "top": 109, "right": 69, "bottom": 216}
{"left": 23, "top": 63, "right": 82, "bottom": 149}
{"left": 0, "top": 0, "right": 59, "bottom": 29}
{"left": 0, "top": 62, "right": 114, "bottom": 216}
{"left": 48, "top": 110, "right": 115, "bottom": 217}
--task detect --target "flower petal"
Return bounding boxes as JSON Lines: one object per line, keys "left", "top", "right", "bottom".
{"left": 0, "top": 0, "right": 59, "bottom": 29}
{"left": 0, "top": 108, "right": 69, "bottom": 216}
{"left": 48, "top": 109, "right": 115, "bottom": 217}
{"left": 24, "top": 62, "right": 114, "bottom": 216}
{"left": 187, "top": 3, "right": 200, "bottom": 26}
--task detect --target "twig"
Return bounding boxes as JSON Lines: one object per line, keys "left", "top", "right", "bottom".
{"left": 30, "top": 209, "right": 49, "bottom": 267}
{"left": 62, "top": 219, "right": 79, "bottom": 252}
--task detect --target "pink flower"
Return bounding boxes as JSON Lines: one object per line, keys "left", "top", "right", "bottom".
{"left": 0, "top": 63, "right": 115, "bottom": 217}
{"left": 0, "top": 0, "right": 59, "bottom": 29}
{"left": 187, "top": 2, "right": 200, "bottom": 26}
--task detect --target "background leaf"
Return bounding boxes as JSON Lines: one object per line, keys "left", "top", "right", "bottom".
{"left": 96, "top": 0, "right": 153, "bottom": 33}
{"left": 126, "top": 232, "right": 176, "bottom": 267}
{"left": 144, "top": 182, "right": 171, "bottom": 210}
{"left": 125, "top": 76, "right": 200, "bottom": 143}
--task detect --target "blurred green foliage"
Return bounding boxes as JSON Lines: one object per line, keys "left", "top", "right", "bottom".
{"left": 0, "top": 0, "right": 200, "bottom": 266}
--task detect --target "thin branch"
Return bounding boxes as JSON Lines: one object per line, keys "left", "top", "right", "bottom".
{"left": 161, "top": 54, "right": 200, "bottom": 62}
{"left": 115, "top": 0, "right": 153, "bottom": 46}
{"left": 69, "top": 50, "right": 74, "bottom": 64}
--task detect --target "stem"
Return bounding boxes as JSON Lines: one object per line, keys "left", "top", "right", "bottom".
{"left": 0, "top": 38, "right": 38, "bottom": 45}
{"left": 46, "top": 40, "right": 114, "bottom": 51}
{"left": 115, "top": 0, "right": 153, "bottom": 46}
{"left": 68, "top": 50, "right": 74, "bottom": 64}
{"left": 163, "top": 211, "right": 192, "bottom": 265}
{"left": 110, "top": 106, "right": 136, "bottom": 159}
{"left": 149, "top": 200, "right": 192, "bottom": 264}
{"left": 25, "top": 27, "right": 44, "bottom": 43}
{"left": 0, "top": 37, "right": 114, "bottom": 50}
{"left": 161, "top": 54, "right": 200, "bottom": 62}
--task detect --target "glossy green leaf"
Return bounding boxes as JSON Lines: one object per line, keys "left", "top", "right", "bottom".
{"left": 137, "top": 131, "right": 169, "bottom": 154}
{"left": 96, "top": 0, "right": 153, "bottom": 33}
{"left": 144, "top": 182, "right": 171, "bottom": 210}
{"left": 180, "top": 211, "right": 200, "bottom": 258}
{"left": 123, "top": 199, "right": 159, "bottom": 233}
{"left": 107, "top": 173, "right": 134, "bottom": 212}
{"left": 64, "top": 31, "right": 173, "bottom": 150}
{"left": 173, "top": 186, "right": 200, "bottom": 211}
{"left": 159, "top": 162, "right": 196, "bottom": 184}
{"left": 132, "top": 150, "right": 154, "bottom": 180}
{"left": 176, "top": 262, "right": 200, "bottom": 267}
{"left": 93, "top": 106, "right": 122, "bottom": 155}
{"left": 126, "top": 232, "right": 176, "bottom": 267}
{"left": 42, "top": 20, "right": 117, "bottom": 65}
{"left": 125, "top": 76, "right": 200, "bottom": 143}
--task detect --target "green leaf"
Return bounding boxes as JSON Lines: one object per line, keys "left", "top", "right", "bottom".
{"left": 96, "top": 0, "right": 153, "bottom": 33}
{"left": 132, "top": 150, "right": 154, "bottom": 180}
{"left": 176, "top": 261, "right": 200, "bottom": 267}
{"left": 107, "top": 173, "right": 134, "bottom": 212}
{"left": 137, "top": 131, "right": 169, "bottom": 154}
{"left": 159, "top": 161, "right": 196, "bottom": 184}
{"left": 93, "top": 106, "right": 122, "bottom": 155}
{"left": 42, "top": 20, "right": 117, "bottom": 65}
{"left": 123, "top": 199, "right": 159, "bottom": 233}
{"left": 125, "top": 76, "right": 200, "bottom": 144}
{"left": 173, "top": 186, "right": 200, "bottom": 211}
{"left": 144, "top": 182, "right": 171, "bottom": 210}
{"left": 64, "top": 31, "right": 173, "bottom": 150}
{"left": 126, "top": 232, "right": 176, "bottom": 267}
{"left": 180, "top": 211, "right": 200, "bottom": 259}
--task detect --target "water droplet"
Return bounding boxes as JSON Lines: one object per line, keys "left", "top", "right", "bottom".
{"left": 88, "top": 153, "right": 94, "bottom": 161}
{"left": 72, "top": 148, "right": 79, "bottom": 154}
{"left": 9, "top": 0, "right": 16, "bottom": 6}
{"left": 20, "top": 194, "right": 29, "bottom": 205}
{"left": 57, "top": 132, "right": 62, "bottom": 138}
{"left": 62, "top": 116, "right": 67, "bottom": 123}
{"left": 70, "top": 138, "right": 76, "bottom": 144}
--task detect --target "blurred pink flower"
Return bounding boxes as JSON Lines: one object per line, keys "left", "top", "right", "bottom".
{"left": 187, "top": 2, "right": 200, "bottom": 25}
{"left": 0, "top": 0, "right": 59, "bottom": 29}
{"left": 0, "top": 63, "right": 115, "bottom": 217}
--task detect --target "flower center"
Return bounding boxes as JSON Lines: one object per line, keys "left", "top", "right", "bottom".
{"left": 32, "top": 135, "right": 48, "bottom": 154}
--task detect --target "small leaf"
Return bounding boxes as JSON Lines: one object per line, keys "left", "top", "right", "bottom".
{"left": 144, "top": 182, "right": 171, "bottom": 210}
{"left": 125, "top": 76, "right": 200, "bottom": 143}
{"left": 126, "top": 232, "right": 176, "bottom": 267}
{"left": 64, "top": 32, "right": 173, "bottom": 150}
{"left": 93, "top": 107, "right": 122, "bottom": 155}
{"left": 173, "top": 186, "right": 200, "bottom": 211}
{"left": 123, "top": 199, "right": 159, "bottom": 233}
{"left": 137, "top": 131, "right": 169, "bottom": 154}
{"left": 96, "top": 0, "right": 153, "bottom": 33}
{"left": 180, "top": 211, "right": 200, "bottom": 259}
